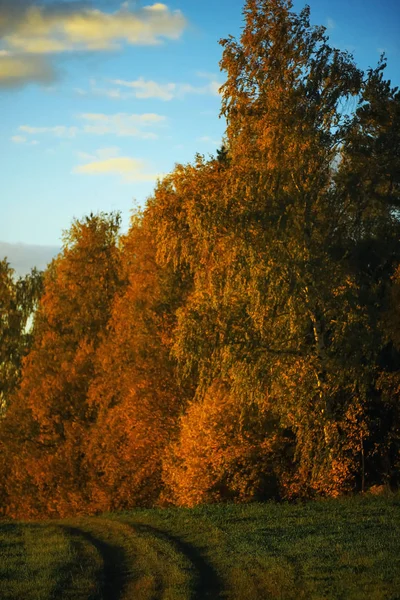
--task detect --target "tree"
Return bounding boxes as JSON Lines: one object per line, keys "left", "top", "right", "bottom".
{"left": 83, "top": 209, "right": 193, "bottom": 512}
{"left": 0, "top": 260, "right": 43, "bottom": 415}
{"left": 1, "top": 213, "right": 123, "bottom": 518}
{"left": 327, "top": 55, "right": 400, "bottom": 491}
{"left": 374, "top": 264, "right": 400, "bottom": 490}
{"left": 152, "top": 0, "right": 400, "bottom": 496}
{"left": 2, "top": 0, "right": 399, "bottom": 514}
{"left": 162, "top": 381, "right": 291, "bottom": 506}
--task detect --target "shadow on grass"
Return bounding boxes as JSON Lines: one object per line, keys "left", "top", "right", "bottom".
{"left": 62, "top": 526, "right": 127, "bottom": 600}
{"left": 131, "top": 523, "right": 223, "bottom": 600}
{"left": 0, "top": 522, "right": 21, "bottom": 549}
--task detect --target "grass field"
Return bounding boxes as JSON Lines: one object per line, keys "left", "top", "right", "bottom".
{"left": 1, "top": 495, "right": 400, "bottom": 599}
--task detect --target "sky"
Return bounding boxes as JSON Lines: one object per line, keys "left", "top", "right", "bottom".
{"left": 1, "top": 0, "right": 399, "bottom": 254}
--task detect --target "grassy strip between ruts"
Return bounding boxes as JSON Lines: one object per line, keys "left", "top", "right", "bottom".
{"left": 0, "top": 521, "right": 102, "bottom": 600}
{"left": 0, "top": 494, "right": 400, "bottom": 600}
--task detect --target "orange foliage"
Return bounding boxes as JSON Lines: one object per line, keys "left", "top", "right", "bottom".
{"left": 82, "top": 213, "right": 193, "bottom": 512}
{"left": 2, "top": 1, "right": 400, "bottom": 517}
{"left": 2, "top": 214, "right": 123, "bottom": 518}
{"left": 162, "top": 381, "right": 288, "bottom": 507}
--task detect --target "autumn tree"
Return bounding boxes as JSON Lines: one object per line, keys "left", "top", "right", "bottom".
{"left": 154, "top": 0, "right": 400, "bottom": 499}
{"left": 163, "top": 381, "right": 291, "bottom": 506}
{"left": 0, "top": 260, "right": 43, "bottom": 415}
{"left": 0, "top": 261, "right": 43, "bottom": 512}
{"left": 1, "top": 213, "right": 123, "bottom": 517}
{"left": 82, "top": 208, "right": 193, "bottom": 512}
{"left": 2, "top": 0, "right": 399, "bottom": 515}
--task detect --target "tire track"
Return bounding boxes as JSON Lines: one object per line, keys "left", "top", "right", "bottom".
{"left": 62, "top": 525, "right": 128, "bottom": 600}
{"left": 125, "top": 522, "right": 223, "bottom": 600}
{"left": 62, "top": 518, "right": 224, "bottom": 600}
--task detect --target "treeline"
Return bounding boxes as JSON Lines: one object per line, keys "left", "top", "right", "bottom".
{"left": 1, "top": 0, "right": 400, "bottom": 518}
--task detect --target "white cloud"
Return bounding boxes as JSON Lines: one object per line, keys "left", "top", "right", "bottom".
{"left": 208, "top": 81, "right": 222, "bottom": 96}
{"left": 111, "top": 77, "right": 176, "bottom": 100}
{"left": 73, "top": 147, "right": 161, "bottom": 183}
{"left": 19, "top": 125, "right": 78, "bottom": 138}
{"left": 171, "top": 80, "right": 222, "bottom": 98}
{"left": 87, "top": 82, "right": 125, "bottom": 99}
{"left": 14, "top": 112, "right": 165, "bottom": 144}
{"left": 78, "top": 112, "right": 166, "bottom": 138}
{"left": 94, "top": 146, "right": 121, "bottom": 160}
{"left": 0, "top": 2, "right": 187, "bottom": 87}
{"left": 1, "top": 3, "right": 187, "bottom": 55}
{"left": 11, "top": 135, "right": 27, "bottom": 144}
{"left": 11, "top": 135, "right": 39, "bottom": 145}
{"left": 77, "top": 147, "right": 121, "bottom": 162}
{"left": 198, "top": 135, "right": 221, "bottom": 146}
{"left": 74, "top": 78, "right": 121, "bottom": 99}
{"left": 77, "top": 150, "right": 96, "bottom": 162}
{"left": 108, "top": 76, "right": 222, "bottom": 100}
{"left": 146, "top": 3, "right": 170, "bottom": 12}
{"left": 74, "top": 72, "right": 223, "bottom": 102}
{"left": 97, "top": 88, "right": 124, "bottom": 99}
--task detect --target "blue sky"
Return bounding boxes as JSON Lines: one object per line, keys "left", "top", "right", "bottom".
{"left": 1, "top": 0, "right": 399, "bottom": 247}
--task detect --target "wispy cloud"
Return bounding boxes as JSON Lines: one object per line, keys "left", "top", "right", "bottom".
{"left": 326, "top": 17, "right": 335, "bottom": 30}
{"left": 11, "top": 135, "right": 27, "bottom": 144}
{"left": 74, "top": 72, "right": 223, "bottom": 101}
{"left": 79, "top": 112, "right": 166, "bottom": 138}
{"left": 11, "top": 134, "right": 39, "bottom": 145}
{"left": 110, "top": 77, "right": 177, "bottom": 100}
{"left": 73, "top": 147, "right": 162, "bottom": 183}
{"left": 108, "top": 76, "right": 222, "bottom": 100}
{"left": 0, "top": 2, "right": 187, "bottom": 87}
{"left": 15, "top": 112, "right": 166, "bottom": 141}
{"left": 74, "top": 87, "right": 87, "bottom": 96}
{"left": 77, "top": 146, "right": 121, "bottom": 162}
{"left": 79, "top": 79, "right": 127, "bottom": 99}
{"left": 93, "top": 87, "right": 125, "bottom": 99}
{"left": 19, "top": 124, "right": 78, "bottom": 138}
{"left": 197, "top": 135, "right": 221, "bottom": 146}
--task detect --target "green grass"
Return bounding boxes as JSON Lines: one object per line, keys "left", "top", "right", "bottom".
{"left": 1, "top": 495, "right": 400, "bottom": 599}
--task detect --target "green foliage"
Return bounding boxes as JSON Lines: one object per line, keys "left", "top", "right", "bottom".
{"left": 0, "top": 259, "right": 43, "bottom": 414}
